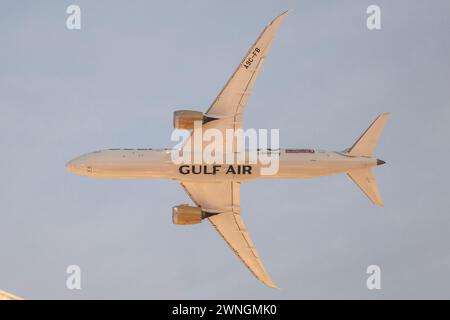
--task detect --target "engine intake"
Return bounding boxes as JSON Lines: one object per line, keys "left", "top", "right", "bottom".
{"left": 173, "top": 110, "right": 216, "bottom": 130}
{"left": 172, "top": 204, "right": 219, "bottom": 225}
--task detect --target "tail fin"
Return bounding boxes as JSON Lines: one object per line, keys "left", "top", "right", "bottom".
{"left": 347, "top": 112, "right": 389, "bottom": 157}
{"left": 346, "top": 113, "right": 389, "bottom": 206}
{"left": 347, "top": 168, "right": 384, "bottom": 206}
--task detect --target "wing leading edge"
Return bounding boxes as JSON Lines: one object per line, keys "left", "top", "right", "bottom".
{"left": 180, "top": 181, "right": 277, "bottom": 288}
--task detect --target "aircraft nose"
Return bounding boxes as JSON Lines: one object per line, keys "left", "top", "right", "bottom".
{"left": 65, "top": 157, "right": 86, "bottom": 174}
{"left": 65, "top": 159, "right": 79, "bottom": 173}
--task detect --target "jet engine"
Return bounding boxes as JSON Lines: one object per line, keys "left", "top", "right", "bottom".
{"left": 173, "top": 110, "right": 216, "bottom": 130}
{"left": 172, "top": 204, "right": 218, "bottom": 225}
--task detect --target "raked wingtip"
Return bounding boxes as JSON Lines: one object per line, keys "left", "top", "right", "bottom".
{"left": 270, "top": 10, "right": 289, "bottom": 24}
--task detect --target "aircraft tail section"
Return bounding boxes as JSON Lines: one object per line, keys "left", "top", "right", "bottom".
{"left": 347, "top": 113, "right": 389, "bottom": 157}
{"left": 347, "top": 168, "right": 383, "bottom": 206}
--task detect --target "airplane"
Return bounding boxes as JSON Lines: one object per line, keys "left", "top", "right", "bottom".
{"left": 65, "top": 11, "right": 389, "bottom": 288}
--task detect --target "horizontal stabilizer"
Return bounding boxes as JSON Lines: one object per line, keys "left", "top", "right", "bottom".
{"left": 347, "top": 168, "right": 384, "bottom": 206}
{"left": 348, "top": 113, "right": 389, "bottom": 157}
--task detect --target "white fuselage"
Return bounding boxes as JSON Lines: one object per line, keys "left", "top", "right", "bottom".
{"left": 65, "top": 148, "right": 378, "bottom": 181}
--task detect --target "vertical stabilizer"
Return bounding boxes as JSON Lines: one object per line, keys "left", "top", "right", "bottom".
{"left": 348, "top": 113, "right": 389, "bottom": 157}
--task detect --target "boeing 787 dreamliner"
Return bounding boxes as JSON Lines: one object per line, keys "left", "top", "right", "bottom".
{"left": 66, "top": 11, "right": 389, "bottom": 288}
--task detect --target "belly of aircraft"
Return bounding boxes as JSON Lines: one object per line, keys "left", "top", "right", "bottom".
{"left": 82, "top": 150, "right": 374, "bottom": 181}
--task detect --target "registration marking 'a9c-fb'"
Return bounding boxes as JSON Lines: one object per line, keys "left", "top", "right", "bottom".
{"left": 243, "top": 47, "right": 260, "bottom": 69}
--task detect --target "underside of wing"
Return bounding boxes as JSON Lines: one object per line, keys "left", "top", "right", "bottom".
{"left": 208, "top": 211, "right": 277, "bottom": 288}
{"left": 0, "top": 289, "right": 22, "bottom": 300}
{"left": 206, "top": 11, "right": 288, "bottom": 120}
{"left": 180, "top": 181, "right": 277, "bottom": 288}
{"left": 180, "top": 11, "right": 288, "bottom": 152}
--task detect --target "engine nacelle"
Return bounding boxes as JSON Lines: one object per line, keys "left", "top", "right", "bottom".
{"left": 172, "top": 204, "right": 203, "bottom": 225}
{"left": 172, "top": 204, "right": 219, "bottom": 225}
{"left": 173, "top": 110, "right": 204, "bottom": 130}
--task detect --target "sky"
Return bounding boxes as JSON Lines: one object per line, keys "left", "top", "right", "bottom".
{"left": 1, "top": 0, "right": 450, "bottom": 299}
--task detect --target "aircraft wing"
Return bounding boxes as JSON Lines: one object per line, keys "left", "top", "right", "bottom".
{"left": 180, "top": 181, "right": 277, "bottom": 288}
{"left": 0, "top": 289, "right": 22, "bottom": 300}
{"left": 181, "top": 11, "right": 288, "bottom": 152}
{"left": 205, "top": 11, "right": 288, "bottom": 121}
